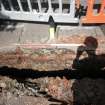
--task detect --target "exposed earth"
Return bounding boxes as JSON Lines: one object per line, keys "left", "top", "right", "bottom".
{"left": 1, "top": 75, "right": 105, "bottom": 105}
{"left": 0, "top": 21, "right": 105, "bottom": 105}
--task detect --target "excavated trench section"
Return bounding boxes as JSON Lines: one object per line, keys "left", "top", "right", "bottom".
{"left": 0, "top": 27, "right": 105, "bottom": 104}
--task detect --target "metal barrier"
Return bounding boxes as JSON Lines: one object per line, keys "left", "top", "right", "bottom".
{"left": 0, "top": 0, "right": 78, "bottom": 23}
{"left": 82, "top": 0, "right": 105, "bottom": 23}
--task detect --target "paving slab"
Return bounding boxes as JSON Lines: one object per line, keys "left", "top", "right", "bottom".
{"left": 20, "top": 23, "right": 49, "bottom": 44}
{"left": 0, "top": 21, "right": 105, "bottom": 53}
{"left": 0, "top": 22, "right": 24, "bottom": 52}
{"left": 57, "top": 26, "right": 105, "bottom": 37}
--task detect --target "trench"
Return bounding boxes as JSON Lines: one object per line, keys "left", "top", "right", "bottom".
{"left": 0, "top": 34, "right": 105, "bottom": 104}
{"left": 0, "top": 65, "right": 105, "bottom": 105}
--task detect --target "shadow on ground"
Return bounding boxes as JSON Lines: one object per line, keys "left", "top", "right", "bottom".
{"left": 0, "top": 12, "right": 18, "bottom": 32}
{"left": 0, "top": 66, "right": 105, "bottom": 80}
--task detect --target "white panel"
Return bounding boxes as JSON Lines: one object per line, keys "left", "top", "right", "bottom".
{"left": 59, "top": 0, "right": 62, "bottom": 13}
{"left": 8, "top": 0, "right": 14, "bottom": 11}
{"left": 37, "top": 0, "right": 42, "bottom": 12}
{"left": 70, "top": 0, "right": 75, "bottom": 17}
{"left": 0, "top": 0, "right": 5, "bottom": 11}
{"left": 17, "top": 0, "right": 23, "bottom": 11}
{"left": 27, "top": 0, "right": 32, "bottom": 11}
{"left": 48, "top": 0, "right": 53, "bottom": 12}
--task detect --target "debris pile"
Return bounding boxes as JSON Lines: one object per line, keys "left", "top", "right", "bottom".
{"left": 0, "top": 77, "right": 41, "bottom": 97}
{"left": 1, "top": 76, "right": 105, "bottom": 105}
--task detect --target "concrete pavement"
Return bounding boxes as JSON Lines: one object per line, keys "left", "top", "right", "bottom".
{"left": 0, "top": 21, "right": 105, "bottom": 52}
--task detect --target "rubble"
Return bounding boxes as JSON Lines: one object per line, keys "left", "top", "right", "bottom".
{"left": 0, "top": 75, "right": 105, "bottom": 105}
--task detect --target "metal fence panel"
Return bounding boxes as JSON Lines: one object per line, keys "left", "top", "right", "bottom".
{"left": 17, "top": 0, "right": 23, "bottom": 11}
{"left": 0, "top": 0, "right": 78, "bottom": 23}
